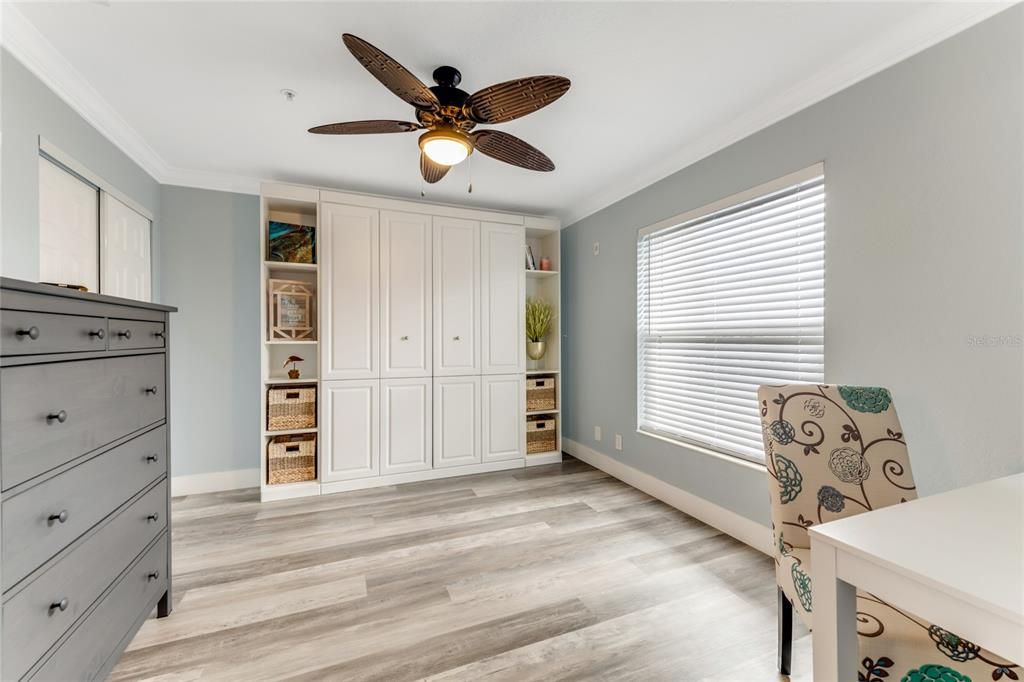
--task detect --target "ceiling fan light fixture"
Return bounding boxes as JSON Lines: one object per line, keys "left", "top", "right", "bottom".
{"left": 419, "top": 129, "right": 472, "bottom": 166}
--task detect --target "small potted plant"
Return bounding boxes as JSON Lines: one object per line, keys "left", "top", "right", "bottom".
{"left": 284, "top": 355, "right": 304, "bottom": 379}
{"left": 525, "top": 297, "right": 554, "bottom": 360}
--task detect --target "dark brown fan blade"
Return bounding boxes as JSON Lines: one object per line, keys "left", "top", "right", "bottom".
{"left": 465, "top": 76, "right": 570, "bottom": 124}
{"left": 308, "top": 120, "right": 422, "bottom": 135}
{"left": 471, "top": 130, "right": 555, "bottom": 172}
{"left": 342, "top": 34, "right": 439, "bottom": 111}
{"left": 420, "top": 153, "right": 450, "bottom": 184}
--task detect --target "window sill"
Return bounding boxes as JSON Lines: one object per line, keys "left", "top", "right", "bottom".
{"left": 636, "top": 428, "right": 767, "bottom": 472}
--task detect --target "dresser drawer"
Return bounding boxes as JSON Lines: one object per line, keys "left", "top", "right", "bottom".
{"left": 2, "top": 481, "right": 167, "bottom": 681}
{"left": 107, "top": 318, "right": 165, "bottom": 351}
{"left": 28, "top": 534, "right": 167, "bottom": 682}
{"left": 1, "top": 354, "right": 166, "bottom": 490}
{"left": 0, "top": 309, "right": 107, "bottom": 356}
{"left": 2, "top": 427, "right": 167, "bottom": 591}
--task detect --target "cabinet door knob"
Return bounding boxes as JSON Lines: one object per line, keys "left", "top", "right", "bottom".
{"left": 147, "top": 513, "right": 160, "bottom": 523}
{"left": 400, "top": 335, "right": 409, "bottom": 341}
{"left": 47, "top": 410, "right": 68, "bottom": 424}
{"left": 146, "top": 454, "right": 159, "bottom": 463}
{"left": 16, "top": 326, "right": 40, "bottom": 340}
{"left": 118, "top": 329, "right": 132, "bottom": 340}
{"left": 153, "top": 330, "right": 165, "bottom": 339}
{"left": 89, "top": 328, "right": 106, "bottom": 339}
{"left": 48, "top": 510, "right": 69, "bottom": 525}
{"left": 49, "top": 598, "right": 69, "bottom": 614}
{"left": 145, "top": 386, "right": 159, "bottom": 395}
{"left": 147, "top": 571, "right": 160, "bottom": 581}
{"left": 453, "top": 336, "right": 461, "bottom": 341}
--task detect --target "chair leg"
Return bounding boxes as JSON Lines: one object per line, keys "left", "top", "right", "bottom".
{"left": 778, "top": 586, "right": 793, "bottom": 676}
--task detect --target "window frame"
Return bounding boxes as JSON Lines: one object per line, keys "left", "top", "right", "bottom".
{"left": 635, "top": 163, "right": 825, "bottom": 464}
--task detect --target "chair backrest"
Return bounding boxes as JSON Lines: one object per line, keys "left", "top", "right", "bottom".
{"left": 758, "top": 384, "right": 917, "bottom": 557}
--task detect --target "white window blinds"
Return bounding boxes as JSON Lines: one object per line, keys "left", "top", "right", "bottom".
{"left": 637, "top": 164, "right": 825, "bottom": 462}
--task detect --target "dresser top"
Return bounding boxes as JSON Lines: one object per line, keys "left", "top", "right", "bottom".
{"left": 0, "top": 277, "right": 177, "bottom": 313}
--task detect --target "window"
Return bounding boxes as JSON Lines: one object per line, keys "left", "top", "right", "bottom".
{"left": 637, "top": 164, "right": 825, "bottom": 462}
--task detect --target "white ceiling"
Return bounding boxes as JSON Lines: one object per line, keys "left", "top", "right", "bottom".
{"left": 8, "top": 2, "right": 1009, "bottom": 223}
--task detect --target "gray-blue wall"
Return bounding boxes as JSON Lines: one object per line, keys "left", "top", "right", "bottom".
{"left": 561, "top": 6, "right": 1024, "bottom": 525}
{"left": 159, "top": 186, "right": 260, "bottom": 477}
{"left": 1, "top": 50, "right": 162, "bottom": 292}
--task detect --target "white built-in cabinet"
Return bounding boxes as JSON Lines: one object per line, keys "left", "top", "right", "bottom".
{"left": 321, "top": 379, "right": 380, "bottom": 482}
{"left": 433, "top": 376, "right": 481, "bottom": 468}
{"left": 321, "top": 203, "right": 379, "bottom": 380}
{"left": 381, "top": 211, "right": 432, "bottom": 378}
{"left": 481, "top": 223, "right": 526, "bottom": 374}
{"left": 261, "top": 182, "right": 560, "bottom": 501}
{"left": 482, "top": 375, "right": 526, "bottom": 462}
{"left": 381, "top": 378, "right": 432, "bottom": 475}
{"left": 433, "top": 216, "right": 480, "bottom": 376}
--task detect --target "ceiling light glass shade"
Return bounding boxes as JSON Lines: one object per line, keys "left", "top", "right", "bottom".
{"left": 419, "top": 129, "right": 472, "bottom": 166}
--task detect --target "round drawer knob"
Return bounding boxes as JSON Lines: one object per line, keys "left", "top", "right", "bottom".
{"left": 147, "top": 571, "right": 160, "bottom": 582}
{"left": 48, "top": 510, "right": 69, "bottom": 524}
{"left": 16, "top": 326, "right": 40, "bottom": 340}
{"left": 147, "top": 513, "right": 160, "bottom": 523}
{"left": 49, "top": 598, "right": 69, "bottom": 614}
{"left": 118, "top": 329, "right": 132, "bottom": 340}
{"left": 144, "top": 386, "right": 159, "bottom": 395}
{"left": 400, "top": 335, "right": 409, "bottom": 341}
{"left": 453, "top": 335, "right": 461, "bottom": 341}
{"left": 153, "top": 330, "right": 165, "bottom": 339}
{"left": 89, "top": 328, "right": 106, "bottom": 339}
{"left": 146, "top": 454, "right": 159, "bottom": 463}
{"left": 47, "top": 410, "right": 68, "bottom": 424}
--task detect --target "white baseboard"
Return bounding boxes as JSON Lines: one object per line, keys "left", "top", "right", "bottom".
{"left": 563, "top": 438, "right": 772, "bottom": 556}
{"left": 171, "top": 468, "right": 260, "bottom": 497}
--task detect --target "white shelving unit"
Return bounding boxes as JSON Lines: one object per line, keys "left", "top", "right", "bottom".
{"left": 260, "top": 187, "right": 321, "bottom": 502}
{"left": 524, "top": 223, "right": 562, "bottom": 466}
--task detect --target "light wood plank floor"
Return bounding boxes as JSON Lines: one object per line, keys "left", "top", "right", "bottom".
{"left": 111, "top": 457, "right": 810, "bottom": 681}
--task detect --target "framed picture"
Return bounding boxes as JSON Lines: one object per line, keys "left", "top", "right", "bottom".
{"left": 269, "top": 279, "right": 315, "bottom": 340}
{"left": 268, "top": 221, "right": 316, "bottom": 264}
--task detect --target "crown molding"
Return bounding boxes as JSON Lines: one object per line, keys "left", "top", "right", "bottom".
{"left": 560, "top": 2, "right": 1015, "bottom": 227}
{"left": 3, "top": 3, "right": 1013, "bottom": 212}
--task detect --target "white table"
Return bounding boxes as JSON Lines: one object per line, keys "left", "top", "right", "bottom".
{"left": 809, "top": 473, "right": 1024, "bottom": 681}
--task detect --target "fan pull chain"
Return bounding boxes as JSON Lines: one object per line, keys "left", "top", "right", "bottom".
{"left": 468, "top": 153, "right": 473, "bottom": 194}
{"left": 420, "top": 172, "right": 425, "bottom": 198}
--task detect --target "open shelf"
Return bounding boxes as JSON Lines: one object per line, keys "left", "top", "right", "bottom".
{"left": 526, "top": 408, "right": 559, "bottom": 416}
{"left": 264, "top": 377, "right": 318, "bottom": 385}
{"left": 263, "top": 427, "right": 318, "bottom": 437}
{"left": 526, "top": 369, "right": 559, "bottom": 376}
{"left": 526, "top": 269, "right": 559, "bottom": 277}
{"left": 264, "top": 260, "right": 317, "bottom": 272}
{"left": 266, "top": 339, "right": 317, "bottom": 345}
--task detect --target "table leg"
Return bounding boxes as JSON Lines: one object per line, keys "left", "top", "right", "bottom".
{"left": 812, "top": 540, "right": 858, "bottom": 681}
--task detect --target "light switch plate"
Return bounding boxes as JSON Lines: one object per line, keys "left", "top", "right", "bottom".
{"left": 615, "top": 434, "right": 623, "bottom": 451}
{"left": 594, "top": 426, "right": 602, "bottom": 441}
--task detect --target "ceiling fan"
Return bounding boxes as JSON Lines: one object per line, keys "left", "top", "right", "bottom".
{"left": 309, "top": 34, "right": 571, "bottom": 184}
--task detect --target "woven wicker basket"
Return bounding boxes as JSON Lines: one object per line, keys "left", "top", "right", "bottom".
{"left": 267, "top": 434, "right": 316, "bottom": 484}
{"left": 526, "top": 376, "right": 556, "bottom": 412}
{"left": 267, "top": 385, "right": 316, "bottom": 431}
{"left": 526, "top": 415, "right": 557, "bottom": 454}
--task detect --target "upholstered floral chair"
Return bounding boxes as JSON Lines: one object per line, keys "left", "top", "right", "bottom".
{"left": 759, "top": 384, "right": 1018, "bottom": 682}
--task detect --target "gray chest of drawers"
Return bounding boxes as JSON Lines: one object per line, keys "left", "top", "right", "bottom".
{"left": 0, "top": 278, "right": 176, "bottom": 681}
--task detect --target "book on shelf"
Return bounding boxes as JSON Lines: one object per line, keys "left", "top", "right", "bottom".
{"left": 525, "top": 245, "right": 537, "bottom": 270}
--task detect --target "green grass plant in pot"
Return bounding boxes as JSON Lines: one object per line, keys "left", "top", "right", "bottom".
{"left": 525, "top": 297, "right": 554, "bottom": 360}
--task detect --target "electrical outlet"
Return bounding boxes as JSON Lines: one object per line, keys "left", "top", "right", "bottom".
{"left": 615, "top": 434, "right": 623, "bottom": 451}
{"left": 593, "top": 241, "right": 600, "bottom": 256}
{"left": 594, "top": 426, "right": 602, "bottom": 441}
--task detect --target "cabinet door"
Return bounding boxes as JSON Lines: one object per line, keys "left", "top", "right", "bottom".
{"left": 381, "top": 211, "right": 432, "bottom": 378}
{"left": 321, "top": 380, "right": 379, "bottom": 482}
{"left": 432, "top": 216, "right": 480, "bottom": 376}
{"left": 381, "top": 378, "right": 432, "bottom": 475}
{"left": 433, "top": 376, "right": 481, "bottom": 469}
{"left": 481, "top": 222, "right": 525, "bottom": 374}
{"left": 321, "top": 203, "right": 379, "bottom": 380}
{"left": 482, "top": 374, "right": 525, "bottom": 463}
